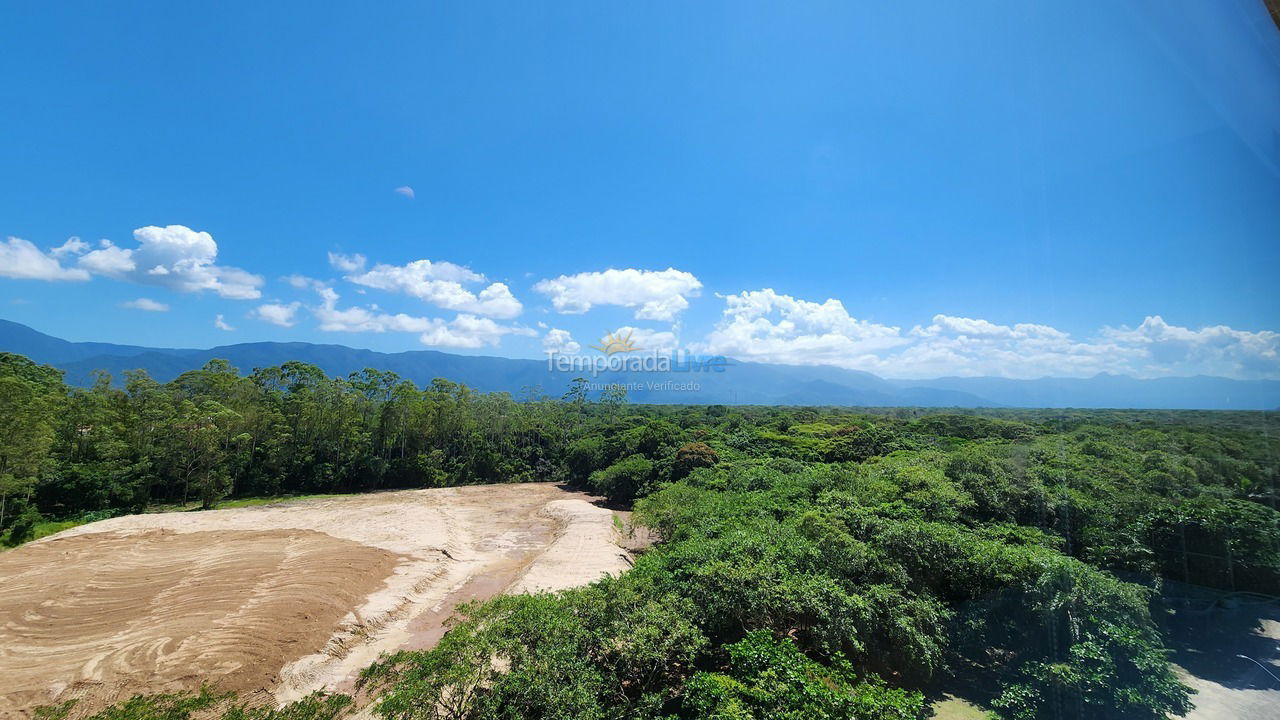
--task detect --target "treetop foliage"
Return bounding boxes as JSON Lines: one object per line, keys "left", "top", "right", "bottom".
{"left": 8, "top": 352, "right": 1276, "bottom": 719}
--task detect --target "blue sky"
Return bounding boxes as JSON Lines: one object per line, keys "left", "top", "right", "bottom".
{"left": 2, "top": 1, "right": 1278, "bottom": 379}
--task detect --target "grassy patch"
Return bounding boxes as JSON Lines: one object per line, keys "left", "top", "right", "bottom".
{"left": 145, "top": 493, "right": 354, "bottom": 514}
{"left": 928, "top": 694, "right": 995, "bottom": 720}
{"left": 214, "top": 493, "right": 351, "bottom": 509}
{"left": 32, "top": 518, "right": 93, "bottom": 541}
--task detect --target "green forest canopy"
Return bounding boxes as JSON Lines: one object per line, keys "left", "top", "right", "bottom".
{"left": 2, "top": 352, "right": 1278, "bottom": 720}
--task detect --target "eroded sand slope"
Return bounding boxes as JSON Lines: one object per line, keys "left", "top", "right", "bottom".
{"left": 0, "top": 483, "right": 631, "bottom": 718}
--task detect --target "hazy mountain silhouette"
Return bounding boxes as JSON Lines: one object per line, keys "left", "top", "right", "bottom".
{"left": 3, "top": 319, "right": 1277, "bottom": 409}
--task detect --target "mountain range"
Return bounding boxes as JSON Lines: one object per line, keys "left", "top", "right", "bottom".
{"left": 2, "top": 319, "right": 1277, "bottom": 410}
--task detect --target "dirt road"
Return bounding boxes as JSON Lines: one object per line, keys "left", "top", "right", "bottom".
{"left": 1166, "top": 588, "right": 1280, "bottom": 720}
{"left": 0, "top": 483, "right": 632, "bottom": 718}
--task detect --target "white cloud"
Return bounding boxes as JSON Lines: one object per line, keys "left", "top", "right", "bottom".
{"left": 346, "top": 258, "right": 523, "bottom": 319}
{"left": 308, "top": 285, "right": 532, "bottom": 348}
{"left": 582, "top": 326, "right": 680, "bottom": 354}
{"left": 282, "top": 274, "right": 322, "bottom": 290}
{"left": 0, "top": 237, "right": 91, "bottom": 281}
{"left": 534, "top": 268, "right": 702, "bottom": 321}
{"left": 698, "top": 289, "right": 908, "bottom": 366}
{"left": 542, "top": 328, "right": 581, "bottom": 355}
{"left": 77, "top": 225, "right": 263, "bottom": 299}
{"left": 327, "top": 252, "right": 367, "bottom": 273}
{"left": 328, "top": 308, "right": 434, "bottom": 333}
{"left": 420, "top": 314, "right": 536, "bottom": 349}
{"left": 214, "top": 314, "right": 235, "bottom": 331}
{"left": 697, "top": 290, "right": 1280, "bottom": 380}
{"left": 394, "top": 186, "right": 415, "bottom": 199}
{"left": 1099, "top": 315, "right": 1279, "bottom": 378}
{"left": 77, "top": 239, "right": 134, "bottom": 274}
{"left": 625, "top": 326, "right": 680, "bottom": 353}
{"left": 253, "top": 301, "right": 302, "bottom": 327}
{"left": 911, "top": 315, "right": 1067, "bottom": 341}
{"left": 121, "top": 297, "right": 169, "bottom": 312}
{"left": 880, "top": 314, "right": 1140, "bottom": 379}
{"left": 350, "top": 258, "right": 482, "bottom": 285}
{"left": 50, "top": 237, "right": 89, "bottom": 258}
{"left": 312, "top": 285, "right": 432, "bottom": 333}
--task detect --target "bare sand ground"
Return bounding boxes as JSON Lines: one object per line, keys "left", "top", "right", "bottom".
{"left": 0, "top": 483, "right": 632, "bottom": 718}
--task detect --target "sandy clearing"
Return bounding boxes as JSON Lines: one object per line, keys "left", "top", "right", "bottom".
{"left": 509, "top": 499, "right": 633, "bottom": 594}
{"left": 0, "top": 483, "right": 632, "bottom": 718}
{"left": 0, "top": 528, "right": 399, "bottom": 718}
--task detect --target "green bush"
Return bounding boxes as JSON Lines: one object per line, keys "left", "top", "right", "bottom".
{"left": 682, "top": 631, "right": 924, "bottom": 720}
{"left": 4, "top": 508, "right": 41, "bottom": 546}
{"left": 361, "top": 581, "right": 705, "bottom": 720}
{"left": 589, "top": 454, "right": 655, "bottom": 503}
{"left": 673, "top": 441, "right": 719, "bottom": 479}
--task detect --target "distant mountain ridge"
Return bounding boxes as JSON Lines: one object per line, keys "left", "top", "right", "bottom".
{"left": 2, "top": 319, "right": 1277, "bottom": 409}
{"left": 888, "top": 374, "right": 1280, "bottom": 411}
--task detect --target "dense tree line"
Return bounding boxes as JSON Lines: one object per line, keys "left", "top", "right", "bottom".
{"left": 361, "top": 406, "right": 1272, "bottom": 720}
{"left": 4, "top": 351, "right": 1279, "bottom": 719}
{"left": 1, "top": 353, "right": 579, "bottom": 541}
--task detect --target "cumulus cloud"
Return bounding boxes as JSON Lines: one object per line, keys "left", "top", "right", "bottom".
{"left": 345, "top": 258, "right": 522, "bottom": 319}
{"left": 1099, "top": 315, "right": 1279, "bottom": 378}
{"left": 121, "top": 297, "right": 169, "bottom": 312}
{"left": 0, "top": 237, "right": 91, "bottom": 281}
{"left": 880, "top": 315, "right": 1140, "bottom": 379}
{"left": 252, "top": 301, "right": 302, "bottom": 327}
{"left": 534, "top": 268, "right": 702, "bottom": 321}
{"left": 76, "top": 225, "right": 263, "bottom": 299}
{"left": 214, "top": 314, "right": 235, "bottom": 331}
{"left": 77, "top": 240, "right": 134, "bottom": 274}
{"left": 309, "top": 284, "right": 532, "bottom": 348}
{"left": 696, "top": 290, "right": 1280, "bottom": 380}
{"left": 420, "top": 314, "right": 536, "bottom": 349}
{"left": 542, "top": 328, "right": 581, "bottom": 355}
{"left": 394, "top": 186, "right": 415, "bottom": 199}
{"left": 912, "top": 315, "right": 1067, "bottom": 341}
{"left": 698, "top": 289, "right": 908, "bottom": 366}
{"left": 312, "top": 286, "right": 432, "bottom": 333}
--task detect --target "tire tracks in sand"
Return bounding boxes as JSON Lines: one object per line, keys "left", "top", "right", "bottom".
{"left": 0, "top": 483, "right": 632, "bottom": 718}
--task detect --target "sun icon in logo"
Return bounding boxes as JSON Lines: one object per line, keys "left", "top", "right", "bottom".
{"left": 592, "top": 329, "right": 640, "bottom": 355}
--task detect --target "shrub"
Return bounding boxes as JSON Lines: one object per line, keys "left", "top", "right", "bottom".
{"left": 589, "top": 454, "right": 655, "bottom": 503}
{"left": 673, "top": 442, "right": 719, "bottom": 479}
{"left": 361, "top": 583, "right": 705, "bottom": 720}
{"left": 682, "top": 631, "right": 924, "bottom": 720}
{"left": 4, "top": 508, "right": 41, "bottom": 546}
